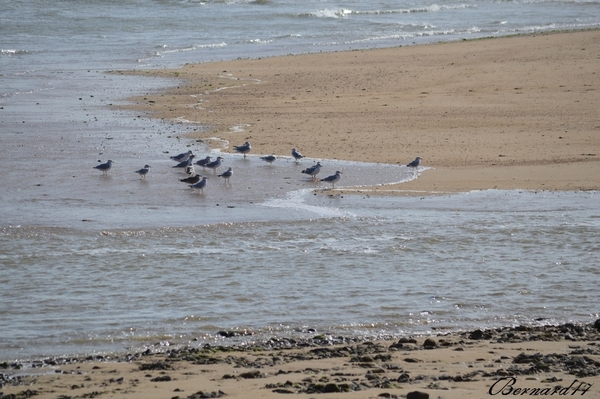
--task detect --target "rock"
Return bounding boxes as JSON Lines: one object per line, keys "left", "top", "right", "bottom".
{"left": 323, "top": 383, "right": 341, "bottom": 393}
{"left": 407, "top": 391, "right": 429, "bottom": 399}
{"left": 469, "top": 329, "right": 484, "bottom": 340}
{"left": 150, "top": 375, "right": 172, "bottom": 382}
{"left": 594, "top": 319, "right": 600, "bottom": 331}
{"left": 239, "top": 370, "right": 262, "bottom": 379}
{"left": 423, "top": 338, "right": 436, "bottom": 349}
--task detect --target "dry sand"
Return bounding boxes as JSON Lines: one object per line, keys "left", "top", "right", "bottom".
{"left": 118, "top": 29, "right": 600, "bottom": 195}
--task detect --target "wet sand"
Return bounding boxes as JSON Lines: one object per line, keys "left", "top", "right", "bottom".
{"left": 2, "top": 323, "right": 600, "bottom": 399}
{"left": 118, "top": 29, "right": 600, "bottom": 195}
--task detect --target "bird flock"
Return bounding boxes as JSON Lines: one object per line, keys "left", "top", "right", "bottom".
{"left": 93, "top": 141, "right": 421, "bottom": 195}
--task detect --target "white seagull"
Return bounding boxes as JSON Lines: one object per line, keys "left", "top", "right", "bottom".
{"left": 185, "top": 165, "right": 195, "bottom": 176}
{"left": 260, "top": 155, "right": 276, "bottom": 165}
{"left": 205, "top": 156, "right": 223, "bottom": 173}
{"left": 406, "top": 157, "right": 421, "bottom": 168}
{"left": 218, "top": 167, "right": 233, "bottom": 184}
{"left": 170, "top": 150, "right": 193, "bottom": 162}
{"left": 320, "top": 170, "right": 342, "bottom": 189}
{"left": 173, "top": 154, "right": 195, "bottom": 169}
{"left": 195, "top": 156, "right": 212, "bottom": 168}
{"left": 190, "top": 176, "right": 208, "bottom": 194}
{"left": 94, "top": 160, "right": 113, "bottom": 175}
{"left": 135, "top": 164, "right": 150, "bottom": 179}
{"left": 234, "top": 141, "right": 251, "bottom": 158}
{"left": 302, "top": 162, "right": 322, "bottom": 181}
{"left": 292, "top": 148, "right": 304, "bottom": 163}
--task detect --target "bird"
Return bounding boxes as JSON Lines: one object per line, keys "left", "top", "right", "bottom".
{"left": 406, "top": 157, "right": 421, "bottom": 168}
{"left": 302, "top": 162, "right": 322, "bottom": 181}
{"left": 185, "top": 165, "right": 195, "bottom": 176}
{"left": 173, "top": 154, "right": 195, "bottom": 169}
{"left": 170, "top": 150, "right": 193, "bottom": 162}
{"left": 190, "top": 176, "right": 207, "bottom": 194}
{"left": 204, "top": 156, "right": 223, "bottom": 173}
{"left": 292, "top": 148, "right": 304, "bottom": 163}
{"left": 218, "top": 167, "right": 233, "bottom": 184}
{"left": 135, "top": 164, "right": 150, "bottom": 179}
{"left": 260, "top": 155, "right": 276, "bottom": 165}
{"left": 94, "top": 160, "right": 113, "bottom": 175}
{"left": 180, "top": 174, "right": 200, "bottom": 184}
{"left": 320, "top": 170, "right": 342, "bottom": 189}
{"left": 195, "top": 156, "right": 212, "bottom": 168}
{"left": 234, "top": 141, "right": 251, "bottom": 158}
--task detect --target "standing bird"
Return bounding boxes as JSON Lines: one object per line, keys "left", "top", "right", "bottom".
{"left": 190, "top": 176, "right": 207, "bottom": 194}
{"left": 301, "top": 162, "right": 322, "bottom": 181}
{"left": 406, "top": 157, "right": 421, "bottom": 168}
{"left": 135, "top": 164, "right": 150, "bottom": 180}
{"left": 205, "top": 156, "right": 223, "bottom": 173}
{"left": 180, "top": 174, "right": 200, "bottom": 184}
{"left": 260, "top": 155, "right": 276, "bottom": 165}
{"left": 218, "top": 167, "right": 233, "bottom": 185}
{"left": 185, "top": 165, "right": 195, "bottom": 177}
{"left": 173, "top": 154, "right": 195, "bottom": 169}
{"left": 195, "top": 155, "right": 212, "bottom": 168}
{"left": 234, "top": 141, "right": 251, "bottom": 158}
{"left": 292, "top": 148, "right": 304, "bottom": 163}
{"left": 320, "top": 170, "right": 342, "bottom": 189}
{"left": 94, "top": 160, "right": 113, "bottom": 175}
{"left": 170, "top": 150, "right": 193, "bottom": 162}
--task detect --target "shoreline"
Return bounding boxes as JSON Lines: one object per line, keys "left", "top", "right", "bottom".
{"left": 2, "top": 322, "right": 599, "bottom": 398}
{"left": 119, "top": 29, "right": 600, "bottom": 195}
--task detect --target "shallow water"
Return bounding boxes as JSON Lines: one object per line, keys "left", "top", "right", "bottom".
{"left": 1, "top": 0, "right": 600, "bottom": 362}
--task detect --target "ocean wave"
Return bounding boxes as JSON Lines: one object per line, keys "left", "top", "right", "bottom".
{"left": 1, "top": 49, "right": 30, "bottom": 56}
{"left": 153, "top": 42, "right": 228, "bottom": 57}
{"left": 304, "top": 4, "right": 474, "bottom": 19}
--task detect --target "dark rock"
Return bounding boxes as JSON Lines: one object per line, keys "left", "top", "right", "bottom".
{"left": 140, "top": 361, "right": 174, "bottom": 371}
{"left": 239, "top": 370, "right": 262, "bottom": 379}
{"left": 406, "top": 391, "right": 430, "bottom": 399}
{"left": 398, "top": 337, "right": 418, "bottom": 344}
{"left": 423, "top": 338, "right": 436, "bottom": 349}
{"left": 150, "top": 375, "right": 172, "bottom": 382}
{"left": 469, "top": 329, "right": 484, "bottom": 340}
{"left": 323, "top": 383, "right": 341, "bottom": 393}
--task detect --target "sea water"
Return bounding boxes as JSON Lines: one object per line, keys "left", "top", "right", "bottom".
{"left": 1, "top": 0, "right": 599, "bottom": 362}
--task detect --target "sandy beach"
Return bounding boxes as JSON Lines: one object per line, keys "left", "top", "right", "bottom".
{"left": 2, "top": 323, "right": 599, "bottom": 399}
{"left": 119, "top": 29, "right": 600, "bottom": 195}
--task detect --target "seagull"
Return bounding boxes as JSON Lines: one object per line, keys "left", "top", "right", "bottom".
{"left": 170, "top": 150, "right": 193, "bottom": 162}
{"left": 190, "top": 176, "right": 207, "bottom": 194}
{"left": 234, "top": 141, "right": 251, "bottom": 158}
{"left": 173, "top": 154, "right": 195, "bottom": 169}
{"left": 180, "top": 174, "right": 200, "bottom": 184}
{"left": 320, "top": 170, "right": 342, "bottom": 189}
{"left": 292, "top": 148, "right": 304, "bottom": 163}
{"left": 218, "top": 167, "right": 233, "bottom": 184}
{"left": 135, "top": 164, "right": 150, "bottom": 179}
{"left": 185, "top": 165, "right": 195, "bottom": 176}
{"left": 260, "top": 155, "right": 276, "bottom": 165}
{"left": 406, "top": 157, "right": 421, "bottom": 168}
{"left": 302, "top": 162, "right": 322, "bottom": 181}
{"left": 94, "top": 160, "right": 113, "bottom": 175}
{"left": 195, "top": 156, "right": 212, "bottom": 168}
{"left": 204, "top": 156, "right": 223, "bottom": 173}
